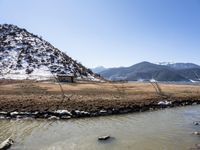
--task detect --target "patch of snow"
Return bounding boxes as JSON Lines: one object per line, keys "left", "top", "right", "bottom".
{"left": 158, "top": 101, "right": 172, "bottom": 105}
{"left": 150, "top": 79, "right": 157, "bottom": 82}
{"left": 99, "top": 110, "right": 107, "bottom": 113}
{"left": 0, "top": 112, "right": 8, "bottom": 115}
{"left": 157, "top": 62, "right": 174, "bottom": 66}
{"left": 10, "top": 112, "right": 19, "bottom": 116}
{"left": 54, "top": 110, "right": 72, "bottom": 116}
{"left": 75, "top": 110, "right": 90, "bottom": 115}
{"left": 190, "top": 79, "right": 200, "bottom": 83}
{"left": 48, "top": 116, "right": 60, "bottom": 120}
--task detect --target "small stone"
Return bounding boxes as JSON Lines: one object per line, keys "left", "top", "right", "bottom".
{"left": 192, "top": 102, "right": 197, "bottom": 105}
{"left": 193, "top": 131, "right": 200, "bottom": 135}
{"left": 190, "top": 144, "right": 200, "bottom": 150}
{"left": 194, "top": 122, "right": 200, "bottom": 126}
{"left": 98, "top": 135, "right": 110, "bottom": 141}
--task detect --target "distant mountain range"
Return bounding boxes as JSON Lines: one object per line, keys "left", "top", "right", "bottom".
{"left": 91, "top": 66, "right": 107, "bottom": 73}
{"left": 96, "top": 62, "right": 200, "bottom": 82}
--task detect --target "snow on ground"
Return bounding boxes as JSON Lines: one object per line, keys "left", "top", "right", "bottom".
{"left": 158, "top": 101, "right": 172, "bottom": 105}
{"left": 150, "top": 78, "right": 157, "bottom": 82}
{"left": 0, "top": 24, "right": 100, "bottom": 81}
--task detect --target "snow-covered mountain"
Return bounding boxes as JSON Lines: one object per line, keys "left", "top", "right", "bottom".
{"left": 167, "top": 63, "right": 200, "bottom": 70}
{"left": 0, "top": 24, "right": 99, "bottom": 80}
{"left": 158, "top": 62, "right": 174, "bottom": 66}
{"left": 158, "top": 62, "right": 200, "bottom": 70}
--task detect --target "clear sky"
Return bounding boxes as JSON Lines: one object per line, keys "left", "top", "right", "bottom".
{"left": 0, "top": 0, "right": 200, "bottom": 68}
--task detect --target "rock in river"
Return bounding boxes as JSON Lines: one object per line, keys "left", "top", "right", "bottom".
{"left": 0, "top": 138, "right": 14, "bottom": 150}
{"left": 98, "top": 135, "right": 110, "bottom": 141}
{"left": 193, "top": 121, "right": 200, "bottom": 126}
{"left": 193, "top": 132, "right": 200, "bottom": 135}
{"left": 190, "top": 144, "right": 200, "bottom": 150}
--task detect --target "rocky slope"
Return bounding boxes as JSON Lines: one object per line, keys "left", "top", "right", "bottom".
{"left": 0, "top": 24, "right": 99, "bottom": 80}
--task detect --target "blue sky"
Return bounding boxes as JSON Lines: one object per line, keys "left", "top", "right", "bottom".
{"left": 0, "top": 0, "right": 200, "bottom": 68}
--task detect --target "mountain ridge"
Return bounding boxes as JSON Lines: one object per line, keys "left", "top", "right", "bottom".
{"left": 91, "top": 66, "right": 107, "bottom": 73}
{"left": 0, "top": 24, "right": 99, "bottom": 81}
{"left": 99, "top": 62, "right": 200, "bottom": 82}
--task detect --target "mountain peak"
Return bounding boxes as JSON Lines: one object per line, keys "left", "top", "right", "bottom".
{"left": 137, "top": 61, "right": 152, "bottom": 65}
{"left": 0, "top": 24, "right": 99, "bottom": 81}
{"left": 100, "top": 62, "right": 200, "bottom": 82}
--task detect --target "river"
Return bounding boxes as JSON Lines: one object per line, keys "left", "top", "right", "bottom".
{"left": 0, "top": 105, "right": 200, "bottom": 150}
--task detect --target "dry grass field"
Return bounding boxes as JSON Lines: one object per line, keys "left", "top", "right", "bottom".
{"left": 0, "top": 80, "right": 200, "bottom": 112}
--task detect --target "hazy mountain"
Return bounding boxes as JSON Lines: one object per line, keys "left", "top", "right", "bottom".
{"left": 100, "top": 61, "right": 200, "bottom": 82}
{"left": 0, "top": 24, "right": 99, "bottom": 81}
{"left": 166, "top": 63, "right": 200, "bottom": 70}
{"left": 178, "top": 68, "right": 200, "bottom": 82}
{"left": 91, "top": 66, "right": 107, "bottom": 73}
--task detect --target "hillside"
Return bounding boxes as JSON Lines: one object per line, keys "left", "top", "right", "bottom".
{"left": 100, "top": 61, "right": 200, "bottom": 82}
{"left": 0, "top": 24, "right": 99, "bottom": 81}
{"left": 162, "top": 62, "right": 200, "bottom": 70}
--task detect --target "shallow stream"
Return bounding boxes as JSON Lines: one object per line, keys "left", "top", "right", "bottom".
{"left": 0, "top": 105, "right": 200, "bottom": 150}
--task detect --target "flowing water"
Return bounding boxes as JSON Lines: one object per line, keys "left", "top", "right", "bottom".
{"left": 0, "top": 105, "right": 200, "bottom": 150}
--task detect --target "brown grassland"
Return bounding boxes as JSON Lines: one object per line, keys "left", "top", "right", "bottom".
{"left": 0, "top": 80, "right": 200, "bottom": 113}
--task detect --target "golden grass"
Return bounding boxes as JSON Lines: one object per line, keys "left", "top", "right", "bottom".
{"left": 0, "top": 80, "right": 200, "bottom": 112}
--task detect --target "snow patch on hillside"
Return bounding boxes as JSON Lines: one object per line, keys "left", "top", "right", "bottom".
{"left": 0, "top": 24, "right": 100, "bottom": 81}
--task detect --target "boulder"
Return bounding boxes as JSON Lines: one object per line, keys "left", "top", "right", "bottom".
{"left": 0, "top": 138, "right": 14, "bottom": 150}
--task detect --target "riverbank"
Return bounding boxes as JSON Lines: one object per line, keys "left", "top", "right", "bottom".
{"left": 0, "top": 80, "right": 200, "bottom": 119}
